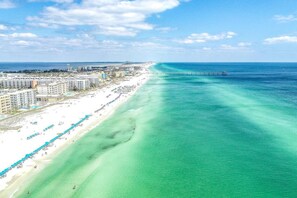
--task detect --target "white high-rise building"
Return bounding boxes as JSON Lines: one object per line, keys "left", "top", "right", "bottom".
{"left": 1, "top": 77, "right": 92, "bottom": 90}
{"left": 37, "top": 82, "right": 68, "bottom": 96}
{"left": 2, "top": 78, "right": 33, "bottom": 89}
{"left": 10, "top": 89, "right": 36, "bottom": 109}
{"left": 0, "top": 94, "right": 12, "bottom": 114}
{"left": 66, "top": 78, "right": 90, "bottom": 90}
{"left": 77, "top": 75, "right": 100, "bottom": 87}
{"left": 0, "top": 89, "right": 36, "bottom": 109}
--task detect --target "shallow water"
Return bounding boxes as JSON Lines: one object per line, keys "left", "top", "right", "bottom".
{"left": 17, "top": 63, "right": 297, "bottom": 197}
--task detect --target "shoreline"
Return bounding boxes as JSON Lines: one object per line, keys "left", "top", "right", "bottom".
{"left": 0, "top": 64, "right": 153, "bottom": 197}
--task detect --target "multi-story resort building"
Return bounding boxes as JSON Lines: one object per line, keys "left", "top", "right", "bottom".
{"left": 0, "top": 72, "right": 8, "bottom": 78}
{"left": 77, "top": 75, "right": 100, "bottom": 87}
{"left": 37, "top": 82, "right": 68, "bottom": 96}
{"left": 1, "top": 78, "right": 33, "bottom": 89}
{"left": 0, "top": 63, "right": 144, "bottom": 115}
{"left": 1, "top": 77, "right": 93, "bottom": 91}
{"left": 0, "top": 89, "right": 36, "bottom": 110}
{"left": 9, "top": 90, "right": 36, "bottom": 109}
{"left": 66, "top": 78, "right": 91, "bottom": 90}
{"left": 0, "top": 94, "right": 12, "bottom": 114}
{"left": 36, "top": 82, "right": 68, "bottom": 103}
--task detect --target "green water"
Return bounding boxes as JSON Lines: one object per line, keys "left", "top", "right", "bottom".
{"left": 17, "top": 63, "right": 297, "bottom": 197}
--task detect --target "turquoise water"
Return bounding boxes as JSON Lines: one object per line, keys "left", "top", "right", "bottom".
{"left": 30, "top": 106, "right": 40, "bottom": 109}
{"left": 16, "top": 63, "right": 297, "bottom": 197}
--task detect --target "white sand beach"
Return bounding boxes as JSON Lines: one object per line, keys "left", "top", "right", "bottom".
{"left": 0, "top": 63, "right": 152, "bottom": 195}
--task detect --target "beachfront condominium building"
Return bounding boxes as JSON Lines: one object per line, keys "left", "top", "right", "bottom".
{"left": 0, "top": 72, "right": 7, "bottom": 77}
{"left": 10, "top": 89, "right": 36, "bottom": 109}
{"left": 77, "top": 75, "right": 100, "bottom": 87}
{"left": 1, "top": 77, "right": 91, "bottom": 91}
{"left": 1, "top": 78, "right": 33, "bottom": 89}
{"left": 66, "top": 78, "right": 90, "bottom": 90}
{"left": 0, "top": 94, "right": 12, "bottom": 114}
{"left": 0, "top": 89, "right": 37, "bottom": 110}
{"left": 36, "top": 82, "right": 67, "bottom": 104}
{"left": 37, "top": 82, "right": 68, "bottom": 96}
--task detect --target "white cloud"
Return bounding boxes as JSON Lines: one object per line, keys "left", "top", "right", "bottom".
{"left": 156, "top": 26, "right": 175, "bottom": 33}
{"left": 264, "top": 36, "right": 297, "bottom": 44}
{"left": 0, "top": 24, "right": 17, "bottom": 31}
{"left": 0, "top": 33, "right": 38, "bottom": 43}
{"left": 27, "top": 0, "right": 181, "bottom": 36}
{"left": 10, "top": 33, "right": 38, "bottom": 38}
{"left": 220, "top": 44, "right": 237, "bottom": 50}
{"left": 179, "top": 32, "right": 236, "bottom": 44}
{"left": 238, "top": 42, "right": 252, "bottom": 47}
{"left": 130, "top": 41, "right": 169, "bottom": 49}
{"left": 11, "top": 40, "right": 37, "bottom": 46}
{"left": 273, "top": 15, "right": 297, "bottom": 23}
{"left": 0, "top": 30, "right": 179, "bottom": 56}
{"left": 220, "top": 42, "right": 252, "bottom": 50}
{"left": 29, "top": 0, "right": 73, "bottom": 3}
{"left": 0, "top": 0, "right": 14, "bottom": 8}
{"left": 1, "top": 32, "right": 117, "bottom": 49}
{"left": 13, "top": 40, "right": 30, "bottom": 45}
{"left": 221, "top": 44, "right": 237, "bottom": 50}
{"left": 202, "top": 47, "right": 211, "bottom": 51}
{"left": 98, "top": 26, "right": 139, "bottom": 37}
{"left": 0, "top": 24, "right": 8, "bottom": 30}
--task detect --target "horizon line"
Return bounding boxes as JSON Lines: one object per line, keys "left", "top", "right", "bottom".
{"left": 0, "top": 61, "right": 297, "bottom": 63}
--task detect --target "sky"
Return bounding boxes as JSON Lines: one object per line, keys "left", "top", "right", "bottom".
{"left": 0, "top": 0, "right": 297, "bottom": 62}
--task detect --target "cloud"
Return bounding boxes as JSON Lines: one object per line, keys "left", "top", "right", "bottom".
{"left": 220, "top": 42, "right": 252, "bottom": 50}
{"left": 0, "top": 29, "right": 179, "bottom": 57}
{"left": 10, "top": 33, "right": 38, "bottom": 38}
{"left": 10, "top": 40, "right": 40, "bottom": 46}
{"left": 0, "top": 24, "right": 8, "bottom": 30}
{"left": 264, "top": 36, "right": 297, "bottom": 44}
{"left": 130, "top": 41, "right": 170, "bottom": 49}
{"left": 0, "top": 0, "right": 14, "bottom": 8}
{"left": 0, "top": 32, "right": 38, "bottom": 38}
{"left": 0, "top": 32, "right": 123, "bottom": 50}
{"left": 179, "top": 32, "right": 236, "bottom": 44}
{"left": 273, "top": 15, "right": 297, "bottom": 23}
{"left": 220, "top": 44, "right": 235, "bottom": 50}
{"left": 0, "top": 24, "right": 17, "bottom": 31}
{"left": 29, "top": 0, "right": 73, "bottom": 3}
{"left": 156, "top": 27, "right": 175, "bottom": 33}
{"left": 238, "top": 42, "right": 252, "bottom": 47}
{"left": 27, "top": 0, "right": 181, "bottom": 36}
{"left": 202, "top": 47, "right": 211, "bottom": 51}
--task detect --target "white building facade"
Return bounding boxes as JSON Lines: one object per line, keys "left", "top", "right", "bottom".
{"left": 10, "top": 89, "right": 36, "bottom": 109}
{"left": 1, "top": 78, "right": 33, "bottom": 89}
{"left": 1, "top": 77, "right": 91, "bottom": 91}
{"left": 0, "top": 94, "right": 12, "bottom": 114}
{"left": 37, "top": 82, "right": 68, "bottom": 96}
{"left": 0, "top": 89, "right": 36, "bottom": 110}
{"left": 66, "top": 78, "right": 90, "bottom": 90}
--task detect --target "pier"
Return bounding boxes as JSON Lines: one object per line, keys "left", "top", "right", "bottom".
{"left": 151, "top": 71, "right": 228, "bottom": 76}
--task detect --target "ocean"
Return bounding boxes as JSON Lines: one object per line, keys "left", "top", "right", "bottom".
{"left": 15, "top": 63, "right": 297, "bottom": 197}
{"left": 0, "top": 62, "right": 121, "bottom": 72}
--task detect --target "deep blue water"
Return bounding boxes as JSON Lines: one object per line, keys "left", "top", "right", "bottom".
{"left": 0, "top": 62, "right": 121, "bottom": 71}
{"left": 162, "top": 62, "right": 297, "bottom": 105}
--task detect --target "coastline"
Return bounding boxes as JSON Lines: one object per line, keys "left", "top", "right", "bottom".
{"left": 2, "top": 62, "right": 297, "bottom": 197}
{"left": 0, "top": 64, "right": 153, "bottom": 197}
